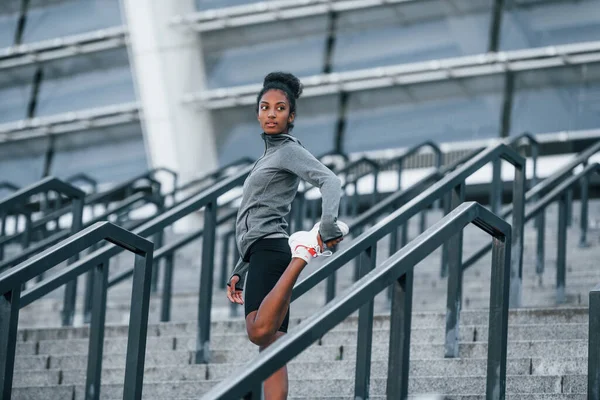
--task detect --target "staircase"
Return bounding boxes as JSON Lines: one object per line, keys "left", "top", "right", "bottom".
{"left": 9, "top": 200, "right": 600, "bottom": 399}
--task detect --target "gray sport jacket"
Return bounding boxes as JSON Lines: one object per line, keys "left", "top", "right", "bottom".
{"left": 228, "top": 132, "right": 343, "bottom": 290}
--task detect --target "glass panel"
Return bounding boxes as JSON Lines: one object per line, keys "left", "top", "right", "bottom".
{"left": 0, "top": 12, "right": 17, "bottom": 48}
{"left": 36, "top": 65, "right": 135, "bottom": 116}
{"left": 343, "top": 75, "right": 504, "bottom": 153}
{"left": 22, "top": 0, "right": 122, "bottom": 44}
{"left": 510, "top": 63, "right": 600, "bottom": 135}
{"left": 0, "top": 83, "right": 32, "bottom": 123}
{"left": 0, "top": 138, "right": 48, "bottom": 187}
{"left": 0, "top": 1, "right": 20, "bottom": 16}
{"left": 332, "top": 0, "right": 493, "bottom": 72}
{"left": 202, "top": 17, "right": 328, "bottom": 88}
{"left": 215, "top": 95, "right": 336, "bottom": 164}
{"left": 500, "top": 0, "right": 600, "bottom": 50}
{"left": 51, "top": 123, "right": 147, "bottom": 184}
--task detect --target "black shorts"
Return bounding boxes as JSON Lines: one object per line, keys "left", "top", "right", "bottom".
{"left": 244, "top": 238, "right": 291, "bottom": 333}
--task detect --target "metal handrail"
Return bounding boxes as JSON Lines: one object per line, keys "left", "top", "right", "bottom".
{"left": 322, "top": 148, "right": 480, "bottom": 301}
{"left": 290, "top": 143, "right": 524, "bottom": 368}
{"left": 589, "top": 282, "right": 600, "bottom": 399}
{"left": 175, "top": 157, "right": 254, "bottom": 194}
{"left": 0, "top": 192, "right": 159, "bottom": 272}
{"left": 463, "top": 141, "right": 600, "bottom": 284}
{"left": 0, "top": 221, "right": 154, "bottom": 400}
{"left": 0, "top": 182, "right": 19, "bottom": 193}
{"left": 0, "top": 177, "right": 85, "bottom": 300}
{"left": 20, "top": 165, "right": 252, "bottom": 357}
{"left": 201, "top": 202, "right": 512, "bottom": 400}
{"left": 515, "top": 163, "right": 600, "bottom": 303}
{"left": 487, "top": 133, "right": 540, "bottom": 214}
{"left": 66, "top": 172, "right": 99, "bottom": 194}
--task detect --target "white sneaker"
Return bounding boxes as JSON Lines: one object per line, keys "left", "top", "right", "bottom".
{"left": 288, "top": 221, "right": 349, "bottom": 263}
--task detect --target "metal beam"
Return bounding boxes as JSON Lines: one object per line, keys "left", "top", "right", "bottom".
{"left": 173, "top": 0, "right": 427, "bottom": 32}
{"left": 183, "top": 41, "right": 600, "bottom": 110}
{"left": 0, "top": 26, "right": 127, "bottom": 70}
{"left": 0, "top": 102, "right": 140, "bottom": 142}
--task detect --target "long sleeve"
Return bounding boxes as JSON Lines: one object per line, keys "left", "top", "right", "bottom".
{"left": 227, "top": 257, "right": 248, "bottom": 290}
{"left": 282, "top": 144, "right": 343, "bottom": 242}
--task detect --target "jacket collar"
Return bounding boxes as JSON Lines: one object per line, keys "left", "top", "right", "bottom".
{"left": 261, "top": 132, "right": 298, "bottom": 148}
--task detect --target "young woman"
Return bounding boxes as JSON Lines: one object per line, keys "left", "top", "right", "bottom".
{"left": 226, "top": 72, "right": 349, "bottom": 400}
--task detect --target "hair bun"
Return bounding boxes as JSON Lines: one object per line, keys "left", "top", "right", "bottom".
{"left": 263, "top": 72, "right": 303, "bottom": 99}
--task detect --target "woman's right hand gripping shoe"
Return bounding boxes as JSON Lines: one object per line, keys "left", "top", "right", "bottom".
{"left": 288, "top": 221, "right": 349, "bottom": 263}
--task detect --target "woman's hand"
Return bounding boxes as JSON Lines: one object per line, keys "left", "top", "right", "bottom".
{"left": 317, "top": 233, "right": 343, "bottom": 250}
{"left": 227, "top": 275, "right": 244, "bottom": 304}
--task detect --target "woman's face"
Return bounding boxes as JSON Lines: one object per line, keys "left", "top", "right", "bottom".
{"left": 257, "top": 89, "right": 294, "bottom": 134}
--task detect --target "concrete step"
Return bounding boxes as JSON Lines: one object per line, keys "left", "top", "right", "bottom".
{"left": 15, "top": 307, "right": 589, "bottom": 342}
{"left": 12, "top": 356, "right": 590, "bottom": 388}
{"left": 14, "top": 323, "right": 591, "bottom": 358}
{"left": 11, "top": 374, "right": 588, "bottom": 399}
{"left": 13, "top": 339, "right": 592, "bottom": 370}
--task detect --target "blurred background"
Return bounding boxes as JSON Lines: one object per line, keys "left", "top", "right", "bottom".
{"left": 1, "top": 0, "right": 599, "bottom": 196}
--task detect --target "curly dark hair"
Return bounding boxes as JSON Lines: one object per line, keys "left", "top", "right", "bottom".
{"left": 255, "top": 72, "right": 303, "bottom": 131}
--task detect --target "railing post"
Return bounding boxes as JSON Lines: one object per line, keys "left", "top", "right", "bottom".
{"left": 372, "top": 168, "right": 379, "bottom": 207}
{"left": 354, "top": 245, "right": 377, "bottom": 399}
{"left": 387, "top": 270, "right": 413, "bottom": 399}
{"left": 0, "top": 211, "right": 6, "bottom": 261}
{"left": 566, "top": 188, "right": 573, "bottom": 227}
{"left": 83, "top": 243, "right": 101, "bottom": 324}
{"left": 161, "top": 253, "right": 175, "bottom": 322}
{"left": 536, "top": 210, "right": 546, "bottom": 278}
{"left": 196, "top": 200, "right": 217, "bottom": 364}
{"left": 486, "top": 234, "right": 511, "bottom": 400}
{"left": 589, "top": 284, "right": 600, "bottom": 400}
{"left": 387, "top": 225, "right": 399, "bottom": 301}
{"left": 85, "top": 260, "right": 109, "bottom": 400}
{"left": 220, "top": 232, "right": 231, "bottom": 290}
{"left": 580, "top": 170, "right": 589, "bottom": 248}
{"left": 445, "top": 182, "right": 465, "bottom": 358}
{"left": 353, "top": 226, "right": 364, "bottom": 282}
{"left": 123, "top": 251, "right": 154, "bottom": 400}
{"left": 0, "top": 287, "right": 21, "bottom": 400}
{"left": 490, "top": 158, "right": 502, "bottom": 215}
{"left": 325, "top": 268, "right": 336, "bottom": 304}
{"left": 151, "top": 200, "right": 166, "bottom": 294}
{"left": 419, "top": 209, "right": 427, "bottom": 234}
{"left": 62, "top": 196, "right": 85, "bottom": 326}
{"left": 294, "top": 193, "right": 305, "bottom": 232}
{"left": 509, "top": 157, "right": 526, "bottom": 308}
{"left": 440, "top": 192, "right": 451, "bottom": 278}
{"left": 556, "top": 194, "right": 568, "bottom": 304}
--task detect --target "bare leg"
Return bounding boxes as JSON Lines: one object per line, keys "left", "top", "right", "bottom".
{"left": 245, "top": 258, "right": 306, "bottom": 346}
{"left": 260, "top": 331, "right": 288, "bottom": 400}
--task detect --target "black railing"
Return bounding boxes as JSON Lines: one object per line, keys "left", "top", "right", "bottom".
{"left": 462, "top": 141, "right": 600, "bottom": 290}
{"left": 519, "top": 163, "right": 599, "bottom": 303}
{"left": 66, "top": 172, "right": 98, "bottom": 194}
{"left": 290, "top": 143, "right": 523, "bottom": 374}
{"left": 19, "top": 166, "right": 252, "bottom": 352}
{"left": 201, "top": 202, "right": 512, "bottom": 400}
{"left": 487, "top": 133, "right": 540, "bottom": 214}
{"left": 0, "top": 221, "right": 154, "bottom": 400}
{"left": 175, "top": 157, "right": 253, "bottom": 195}
{"left": 0, "top": 177, "right": 85, "bottom": 258}
{"left": 323, "top": 147, "right": 480, "bottom": 303}
{"left": 589, "top": 282, "right": 600, "bottom": 399}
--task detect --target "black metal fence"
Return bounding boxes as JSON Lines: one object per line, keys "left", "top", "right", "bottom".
{"left": 200, "top": 202, "right": 512, "bottom": 400}
{"left": 0, "top": 221, "right": 154, "bottom": 400}
{"left": 590, "top": 283, "right": 600, "bottom": 400}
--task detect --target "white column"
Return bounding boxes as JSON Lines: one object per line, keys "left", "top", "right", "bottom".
{"left": 120, "top": 0, "right": 217, "bottom": 195}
